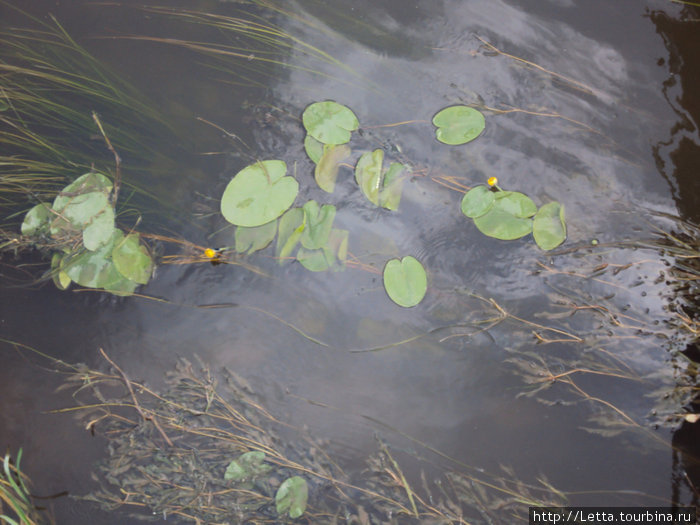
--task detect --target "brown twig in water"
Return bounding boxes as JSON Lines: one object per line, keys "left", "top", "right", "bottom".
{"left": 92, "top": 112, "right": 122, "bottom": 204}
{"left": 98, "top": 348, "right": 173, "bottom": 447}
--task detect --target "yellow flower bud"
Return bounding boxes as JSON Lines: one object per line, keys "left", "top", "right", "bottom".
{"left": 487, "top": 177, "right": 498, "bottom": 187}
{"left": 204, "top": 248, "right": 217, "bottom": 259}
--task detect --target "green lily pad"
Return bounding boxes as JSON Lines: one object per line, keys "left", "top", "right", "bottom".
{"left": 383, "top": 256, "right": 427, "bottom": 308}
{"left": 21, "top": 203, "right": 52, "bottom": 237}
{"left": 473, "top": 199, "right": 534, "bottom": 240}
{"left": 533, "top": 201, "right": 566, "bottom": 250}
{"left": 461, "top": 185, "right": 495, "bottom": 218}
{"left": 275, "top": 476, "right": 308, "bottom": 519}
{"left": 355, "top": 149, "right": 384, "bottom": 206}
{"left": 297, "top": 247, "right": 331, "bottom": 272}
{"left": 301, "top": 200, "right": 336, "bottom": 250}
{"left": 302, "top": 101, "right": 359, "bottom": 145}
{"left": 82, "top": 205, "right": 115, "bottom": 251}
{"left": 52, "top": 172, "right": 112, "bottom": 212}
{"left": 112, "top": 232, "right": 153, "bottom": 285}
{"left": 493, "top": 191, "right": 537, "bottom": 218}
{"left": 224, "top": 451, "right": 271, "bottom": 482}
{"left": 298, "top": 228, "right": 348, "bottom": 272}
{"left": 315, "top": 143, "right": 350, "bottom": 193}
{"left": 433, "top": 105, "right": 485, "bottom": 145}
{"left": 304, "top": 135, "right": 324, "bottom": 164}
{"left": 276, "top": 207, "right": 305, "bottom": 262}
{"left": 235, "top": 220, "right": 277, "bottom": 254}
{"left": 221, "top": 160, "right": 298, "bottom": 227}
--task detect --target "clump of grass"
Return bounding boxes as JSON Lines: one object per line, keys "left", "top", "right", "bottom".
{"left": 0, "top": 450, "right": 46, "bottom": 525}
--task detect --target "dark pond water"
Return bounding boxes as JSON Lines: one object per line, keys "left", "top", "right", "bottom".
{"left": 2, "top": 0, "right": 700, "bottom": 523}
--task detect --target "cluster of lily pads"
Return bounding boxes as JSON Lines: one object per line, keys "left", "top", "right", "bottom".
{"left": 224, "top": 451, "right": 308, "bottom": 519}
{"left": 20, "top": 172, "right": 154, "bottom": 295}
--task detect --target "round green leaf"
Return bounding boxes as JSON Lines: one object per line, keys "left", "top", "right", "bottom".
{"left": 533, "top": 201, "right": 567, "bottom": 250}
{"left": 383, "top": 256, "right": 427, "bottom": 308}
{"left": 221, "top": 160, "right": 298, "bottom": 227}
{"left": 275, "top": 476, "right": 308, "bottom": 519}
{"left": 21, "top": 203, "right": 52, "bottom": 236}
{"left": 302, "top": 101, "right": 359, "bottom": 145}
{"left": 433, "top": 105, "right": 485, "bottom": 145}
{"left": 112, "top": 233, "right": 153, "bottom": 285}
{"left": 461, "top": 185, "right": 495, "bottom": 218}
{"left": 63, "top": 230, "right": 125, "bottom": 289}
{"left": 493, "top": 191, "right": 537, "bottom": 218}
{"left": 473, "top": 199, "right": 533, "bottom": 240}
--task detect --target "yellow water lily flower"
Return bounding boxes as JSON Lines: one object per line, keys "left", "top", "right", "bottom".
{"left": 487, "top": 176, "right": 498, "bottom": 187}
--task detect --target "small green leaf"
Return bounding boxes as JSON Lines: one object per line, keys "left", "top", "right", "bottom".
{"left": 224, "top": 451, "right": 271, "bottom": 482}
{"left": 355, "top": 149, "right": 384, "bottom": 206}
{"left": 301, "top": 200, "right": 336, "bottom": 250}
{"left": 50, "top": 253, "right": 71, "bottom": 290}
{"left": 433, "top": 105, "right": 485, "bottom": 145}
{"left": 275, "top": 476, "right": 308, "bottom": 519}
{"left": 315, "top": 144, "right": 350, "bottom": 193}
{"left": 383, "top": 256, "right": 427, "bottom": 308}
{"left": 302, "top": 101, "right": 359, "bottom": 145}
{"left": 533, "top": 201, "right": 566, "bottom": 250}
{"left": 472, "top": 200, "right": 533, "bottom": 240}
{"left": 304, "top": 135, "right": 324, "bottom": 164}
{"left": 112, "top": 232, "right": 153, "bottom": 285}
{"left": 276, "top": 207, "right": 305, "bottom": 262}
{"left": 221, "top": 160, "right": 298, "bottom": 227}
{"left": 235, "top": 221, "right": 277, "bottom": 254}
{"left": 461, "top": 185, "right": 495, "bottom": 218}
{"left": 21, "top": 203, "right": 52, "bottom": 237}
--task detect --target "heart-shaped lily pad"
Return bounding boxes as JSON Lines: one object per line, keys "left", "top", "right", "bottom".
{"left": 304, "top": 135, "right": 324, "bottom": 164}
{"left": 533, "top": 201, "right": 566, "bottom": 250}
{"left": 21, "top": 203, "right": 52, "bottom": 236}
{"left": 383, "top": 256, "right": 427, "bottom": 308}
{"left": 472, "top": 197, "right": 534, "bottom": 240}
{"left": 300, "top": 200, "right": 336, "bottom": 250}
{"left": 235, "top": 221, "right": 277, "bottom": 254}
{"left": 112, "top": 232, "right": 153, "bottom": 285}
{"left": 302, "top": 101, "right": 359, "bottom": 145}
{"left": 224, "top": 451, "right": 271, "bottom": 482}
{"left": 221, "top": 160, "right": 298, "bottom": 227}
{"left": 461, "top": 185, "right": 495, "bottom": 218}
{"left": 433, "top": 105, "right": 485, "bottom": 145}
{"left": 354, "top": 149, "right": 408, "bottom": 210}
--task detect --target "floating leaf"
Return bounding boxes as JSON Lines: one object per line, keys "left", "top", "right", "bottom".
{"left": 224, "top": 451, "right": 271, "bottom": 482}
{"left": 112, "top": 232, "right": 153, "bottom": 285}
{"left": 297, "top": 247, "right": 331, "bottom": 272}
{"left": 50, "top": 253, "right": 71, "bottom": 290}
{"left": 304, "top": 135, "right": 324, "bottom": 164}
{"left": 383, "top": 256, "right": 427, "bottom": 308}
{"left": 302, "top": 101, "right": 359, "bottom": 145}
{"left": 275, "top": 476, "right": 308, "bottom": 519}
{"left": 492, "top": 191, "right": 537, "bottom": 218}
{"left": 461, "top": 185, "right": 495, "bottom": 218}
{"left": 52, "top": 172, "right": 112, "bottom": 211}
{"left": 235, "top": 221, "right": 277, "bottom": 254}
{"left": 315, "top": 144, "right": 350, "bottom": 193}
{"left": 221, "top": 160, "right": 298, "bottom": 227}
{"left": 379, "top": 162, "right": 408, "bottom": 211}
{"left": 21, "top": 203, "right": 52, "bottom": 236}
{"left": 276, "top": 207, "right": 304, "bottom": 262}
{"left": 433, "top": 105, "right": 485, "bottom": 145}
{"left": 355, "top": 149, "right": 383, "bottom": 205}
{"left": 472, "top": 198, "right": 533, "bottom": 240}
{"left": 298, "top": 227, "right": 348, "bottom": 272}
{"left": 301, "top": 200, "right": 335, "bottom": 250}
{"left": 533, "top": 201, "right": 566, "bottom": 250}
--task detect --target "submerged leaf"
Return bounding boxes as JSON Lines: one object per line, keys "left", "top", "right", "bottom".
{"left": 383, "top": 256, "right": 427, "bottom": 307}
{"left": 461, "top": 185, "right": 495, "bottom": 218}
{"left": 533, "top": 201, "right": 566, "bottom": 250}
{"left": 275, "top": 476, "right": 308, "bottom": 519}
{"left": 355, "top": 149, "right": 383, "bottom": 206}
{"left": 21, "top": 203, "right": 52, "bottom": 237}
{"left": 380, "top": 162, "right": 408, "bottom": 211}
{"left": 50, "top": 253, "right": 71, "bottom": 290}
{"left": 302, "top": 101, "right": 359, "bottom": 145}
{"left": 276, "top": 207, "right": 305, "bottom": 262}
{"left": 433, "top": 105, "right": 485, "bottom": 145}
{"left": 301, "top": 200, "right": 336, "bottom": 250}
{"left": 224, "top": 451, "right": 271, "bottom": 482}
{"left": 221, "top": 160, "right": 298, "bottom": 227}
{"left": 315, "top": 144, "right": 350, "bottom": 193}
{"left": 235, "top": 221, "right": 277, "bottom": 254}
{"left": 304, "top": 134, "right": 324, "bottom": 164}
